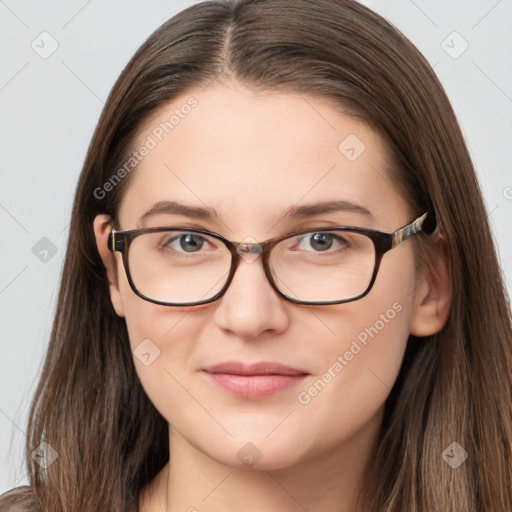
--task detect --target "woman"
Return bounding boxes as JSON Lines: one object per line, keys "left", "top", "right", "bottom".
{"left": 1, "top": 0, "right": 511, "bottom": 510}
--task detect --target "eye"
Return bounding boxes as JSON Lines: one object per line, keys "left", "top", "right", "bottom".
{"left": 162, "top": 233, "right": 208, "bottom": 253}
{"left": 295, "top": 232, "right": 350, "bottom": 252}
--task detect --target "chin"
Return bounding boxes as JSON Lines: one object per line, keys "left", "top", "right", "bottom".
{"left": 199, "top": 433, "right": 313, "bottom": 471}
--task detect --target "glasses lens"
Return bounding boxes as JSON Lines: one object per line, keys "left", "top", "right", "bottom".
{"left": 269, "top": 229, "right": 376, "bottom": 303}
{"left": 127, "top": 230, "right": 231, "bottom": 304}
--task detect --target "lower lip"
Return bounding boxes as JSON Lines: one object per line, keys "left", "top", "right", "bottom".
{"left": 204, "top": 372, "right": 308, "bottom": 398}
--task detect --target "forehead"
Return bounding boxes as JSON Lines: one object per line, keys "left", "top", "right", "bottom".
{"left": 117, "top": 83, "right": 405, "bottom": 233}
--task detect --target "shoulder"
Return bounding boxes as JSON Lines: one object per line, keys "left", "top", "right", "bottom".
{"left": 0, "top": 486, "right": 37, "bottom": 512}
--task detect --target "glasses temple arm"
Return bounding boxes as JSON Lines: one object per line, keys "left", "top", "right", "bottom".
{"left": 391, "top": 210, "right": 437, "bottom": 248}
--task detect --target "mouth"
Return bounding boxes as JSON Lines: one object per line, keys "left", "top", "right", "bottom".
{"left": 201, "top": 361, "right": 310, "bottom": 399}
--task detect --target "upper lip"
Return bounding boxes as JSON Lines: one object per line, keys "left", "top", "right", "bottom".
{"left": 202, "top": 361, "right": 309, "bottom": 376}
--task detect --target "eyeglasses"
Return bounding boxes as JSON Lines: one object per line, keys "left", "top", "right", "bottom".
{"left": 107, "top": 210, "right": 436, "bottom": 307}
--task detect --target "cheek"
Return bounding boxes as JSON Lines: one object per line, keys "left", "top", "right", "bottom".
{"left": 293, "top": 296, "right": 411, "bottom": 452}
{"left": 114, "top": 251, "right": 216, "bottom": 427}
{"left": 120, "top": 290, "right": 205, "bottom": 419}
{"left": 114, "top": 252, "right": 197, "bottom": 354}
{"left": 293, "top": 246, "right": 416, "bottom": 441}
{"left": 341, "top": 245, "right": 416, "bottom": 389}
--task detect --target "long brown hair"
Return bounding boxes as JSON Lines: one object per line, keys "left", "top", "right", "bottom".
{"left": 2, "top": 0, "right": 511, "bottom": 510}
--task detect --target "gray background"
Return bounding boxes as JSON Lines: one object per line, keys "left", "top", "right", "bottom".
{"left": 1, "top": 0, "right": 511, "bottom": 493}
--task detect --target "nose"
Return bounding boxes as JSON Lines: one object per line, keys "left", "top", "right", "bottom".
{"left": 212, "top": 252, "right": 290, "bottom": 340}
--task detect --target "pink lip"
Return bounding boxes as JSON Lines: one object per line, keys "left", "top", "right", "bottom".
{"left": 202, "top": 361, "right": 309, "bottom": 398}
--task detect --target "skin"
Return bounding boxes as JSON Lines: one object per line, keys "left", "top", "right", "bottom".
{"left": 94, "top": 79, "right": 451, "bottom": 512}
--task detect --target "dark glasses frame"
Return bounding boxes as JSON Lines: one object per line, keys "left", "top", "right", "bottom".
{"left": 107, "top": 210, "right": 436, "bottom": 307}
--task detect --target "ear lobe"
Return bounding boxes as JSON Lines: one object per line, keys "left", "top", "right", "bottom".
{"left": 93, "top": 214, "right": 125, "bottom": 317}
{"left": 409, "top": 233, "right": 452, "bottom": 337}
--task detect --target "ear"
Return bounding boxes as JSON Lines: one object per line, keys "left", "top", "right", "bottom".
{"left": 93, "top": 214, "right": 125, "bottom": 317}
{"left": 409, "top": 232, "right": 452, "bottom": 336}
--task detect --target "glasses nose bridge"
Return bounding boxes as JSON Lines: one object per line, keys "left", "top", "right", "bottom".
{"left": 227, "top": 238, "right": 274, "bottom": 284}
{"left": 230, "top": 238, "right": 267, "bottom": 265}
{"left": 237, "top": 240, "right": 263, "bottom": 254}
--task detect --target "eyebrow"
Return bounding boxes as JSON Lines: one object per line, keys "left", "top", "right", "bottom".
{"left": 138, "top": 199, "right": 373, "bottom": 225}
{"left": 281, "top": 200, "right": 373, "bottom": 221}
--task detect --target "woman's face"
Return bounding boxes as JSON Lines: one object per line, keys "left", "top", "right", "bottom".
{"left": 95, "top": 81, "right": 425, "bottom": 470}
